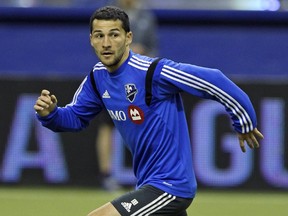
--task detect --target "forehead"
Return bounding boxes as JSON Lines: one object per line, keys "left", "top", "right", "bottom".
{"left": 91, "top": 19, "right": 124, "bottom": 33}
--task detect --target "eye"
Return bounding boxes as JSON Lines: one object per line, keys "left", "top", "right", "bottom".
{"left": 93, "top": 33, "right": 103, "bottom": 39}
{"left": 111, "top": 33, "right": 119, "bottom": 38}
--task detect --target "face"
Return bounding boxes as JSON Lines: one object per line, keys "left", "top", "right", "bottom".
{"left": 90, "top": 19, "right": 132, "bottom": 72}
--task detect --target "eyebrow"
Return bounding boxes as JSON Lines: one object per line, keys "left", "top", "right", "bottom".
{"left": 92, "top": 28, "right": 121, "bottom": 34}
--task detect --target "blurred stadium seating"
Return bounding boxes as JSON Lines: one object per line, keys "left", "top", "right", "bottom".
{"left": 0, "top": 0, "right": 287, "bottom": 11}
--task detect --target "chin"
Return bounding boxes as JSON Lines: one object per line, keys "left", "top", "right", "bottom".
{"left": 101, "top": 58, "right": 113, "bottom": 65}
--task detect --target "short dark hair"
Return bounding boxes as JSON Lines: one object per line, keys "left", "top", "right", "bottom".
{"left": 89, "top": 6, "right": 130, "bottom": 33}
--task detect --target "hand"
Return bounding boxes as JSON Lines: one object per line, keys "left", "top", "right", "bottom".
{"left": 34, "top": 89, "right": 58, "bottom": 117}
{"left": 237, "top": 128, "right": 264, "bottom": 152}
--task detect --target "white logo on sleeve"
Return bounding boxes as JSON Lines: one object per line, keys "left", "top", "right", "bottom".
{"left": 121, "top": 202, "right": 132, "bottom": 212}
{"left": 121, "top": 199, "right": 139, "bottom": 212}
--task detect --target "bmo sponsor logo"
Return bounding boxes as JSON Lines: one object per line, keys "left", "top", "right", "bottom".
{"left": 128, "top": 105, "right": 144, "bottom": 124}
{"left": 108, "top": 109, "right": 127, "bottom": 121}
{"left": 107, "top": 106, "right": 145, "bottom": 124}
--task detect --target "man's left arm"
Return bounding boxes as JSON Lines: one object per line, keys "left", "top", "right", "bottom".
{"left": 157, "top": 59, "right": 264, "bottom": 151}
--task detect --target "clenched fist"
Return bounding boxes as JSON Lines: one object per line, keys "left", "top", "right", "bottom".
{"left": 34, "top": 89, "right": 58, "bottom": 117}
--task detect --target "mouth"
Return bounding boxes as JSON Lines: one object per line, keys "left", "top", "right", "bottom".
{"left": 101, "top": 51, "right": 114, "bottom": 57}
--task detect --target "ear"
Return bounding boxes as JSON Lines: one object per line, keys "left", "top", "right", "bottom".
{"left": 89, "top": 34, "right": 93, "bottom": 47}
{"left": 126, "top": 31, "right": 133, "bottom": 46}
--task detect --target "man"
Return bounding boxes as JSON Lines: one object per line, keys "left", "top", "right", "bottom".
{"left": 96, "top": 0, "right": 158, "bottom": 191}
{"left": 34, "top": 6, "right": 264, "bottom": 216}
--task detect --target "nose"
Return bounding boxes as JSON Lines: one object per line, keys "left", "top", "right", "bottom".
{"left": 102, "top": 36, "right": 111, "bottom": 48}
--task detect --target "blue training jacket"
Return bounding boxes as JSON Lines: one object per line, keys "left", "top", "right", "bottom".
{"left": 37, "top": 51, "right": 257, "bottom": 198}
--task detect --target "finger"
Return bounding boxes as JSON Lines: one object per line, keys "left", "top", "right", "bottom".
{"left": 253, "top": 128, "right": 264, "bottom": 139}
{"left": 41, "top": 89, "right": 50, "bottom": 96}
{"left": 250, "top": 134, "right": 260, "bottom": 148}
{"left": 34, "top": 104, "right": 44, "bottom": 111}
{"left": 40, "top": 90, "right": 54, "bottom": 104}
{"left": 50, "top": 95, "right": 57, "bottom": 104}
{"left": 246, "top": 137, "right": 255, "bottom": 149}
{"left": 37, "top": 97, "right": 51, "bottom": 108}
{"left": 239, "top": 138, "right": 246, "bottom": 153}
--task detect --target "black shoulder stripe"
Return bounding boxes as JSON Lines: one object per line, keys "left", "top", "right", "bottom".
{"left": 145, "top": 58, "right": 162, "bottom": 106}
{"left": 89, "top": 69, "right": 101, "bottom": 99}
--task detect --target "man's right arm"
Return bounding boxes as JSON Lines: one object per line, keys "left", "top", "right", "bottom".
{"left": 34, "top": 76, "right": 103, "bottom": 132}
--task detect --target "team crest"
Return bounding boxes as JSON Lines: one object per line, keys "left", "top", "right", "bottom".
{"left": 125, "top": 83, "right": 138, "bottom": 103}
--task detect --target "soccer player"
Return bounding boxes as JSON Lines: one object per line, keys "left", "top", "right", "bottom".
{"left": 34, "top": 6, "right": 264, "bottom": 216}
{"left": 96, "top": 0, "right": 159, "bottom": 191}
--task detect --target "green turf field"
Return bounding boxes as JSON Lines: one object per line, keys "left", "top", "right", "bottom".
{"left": 0, "top": 187, "right": 287, "bottom": 216}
